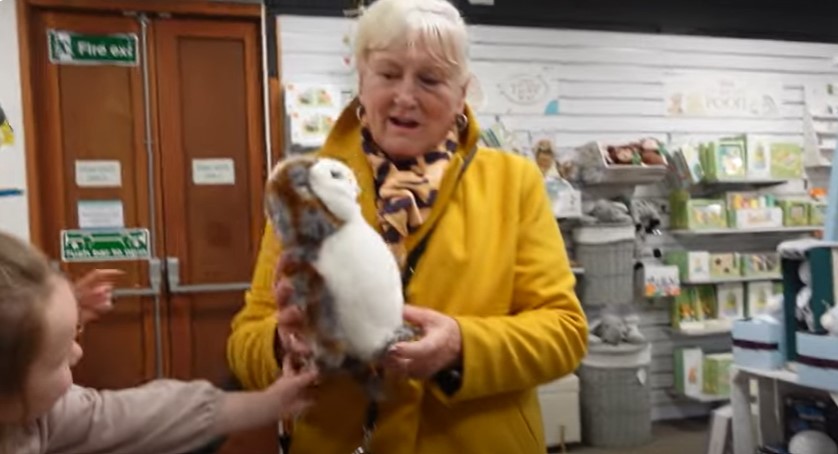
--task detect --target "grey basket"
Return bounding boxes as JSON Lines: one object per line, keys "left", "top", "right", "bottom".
{"left": 579, "top": 344, "right": 652, "bottom": 448}
{"left": 574, "top": 226, "right": 636, "bottom": 306}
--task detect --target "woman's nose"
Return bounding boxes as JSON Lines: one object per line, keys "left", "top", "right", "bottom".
{"left": 393, "top": 78, "right": 418, "bottom": 108}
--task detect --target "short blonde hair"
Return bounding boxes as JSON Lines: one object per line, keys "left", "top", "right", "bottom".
{"left": 354, "top": 0, "right": 470, "bottom": 84}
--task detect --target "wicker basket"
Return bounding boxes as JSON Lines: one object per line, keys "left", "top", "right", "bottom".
{"left": 579, "top": 343, "right": 652, "bottom": 448}
{"left": 573, "top": 224, "right": 636, "bottom": 306}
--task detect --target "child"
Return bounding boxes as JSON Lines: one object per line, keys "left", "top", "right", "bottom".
{"left": 0, "top": 231, "right": 318, "bottom": 454}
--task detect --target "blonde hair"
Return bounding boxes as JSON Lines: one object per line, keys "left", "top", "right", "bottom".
{"left": 354, "top": 0, "right": 470, "bottom": 84}
{"left": 0, "top": 232, "right": 57, "bottom": 452}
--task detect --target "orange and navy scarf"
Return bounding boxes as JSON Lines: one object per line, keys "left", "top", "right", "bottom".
{"left": 362, "top": 127, "right": 456, "bottom": 267}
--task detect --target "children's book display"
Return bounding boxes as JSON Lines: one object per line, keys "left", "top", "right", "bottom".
{"left": 666, "top": 250, "right": 781, "bottom": 282}
{"left": 667, "top": 248, "right": 783, "bottom": 333}
{"left": 674, "top": 348, "right": 733, "bottom": 399}
{"left": 670, "top": 190, "right": 824, "bottom": 231}
{"left": 670, "top": 281, "right": 781, "bottom": 333}
{"left": 668, "top": 134, "right": 804, "bottom": 187}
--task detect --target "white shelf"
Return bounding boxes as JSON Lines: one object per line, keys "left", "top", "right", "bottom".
{"left": 697, "top": 178, "right": 790, "bottom": 186}
{"left": 671, "top": 226, "right": 821, "bottom": 236}
{"left": 682, "top": 275, "right": 782, "bottom": 285}
{"left": 572, "top": 267, "right": 585, "bottom": 275}
{"left": 734, "top": 365, "right": 798, "bottom": 385}
{"left": 683, "top": 391, "right": 730, "bottom": 403}
{"left": 672, "top": 325, "right": 732, "bottom": 337}
{"left": 585, "top": 167, "right": 668, "bottom": 186}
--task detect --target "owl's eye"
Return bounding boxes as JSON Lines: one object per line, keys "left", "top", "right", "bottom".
{"left": 330, "top": 170, "right": 341, "bottom": 179}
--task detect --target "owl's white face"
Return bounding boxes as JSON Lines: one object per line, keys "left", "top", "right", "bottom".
{"left": 309, "top": 158, "right": 361, "bottom": 221}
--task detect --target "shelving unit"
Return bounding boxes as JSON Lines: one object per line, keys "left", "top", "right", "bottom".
{"left": 671, "top": 226, "right": 821, "bottom": 237}
{"left": 684, "top": 391, "right": 730, "bottom": 403}
{"left": 688, "top": 179, "right": 790, "bottom": 195}
{"left": 732, "top": 365, "right": 838, "bottom": 454}
{"left": 672, "top": 325, "right": 732, "bottom": 337}
{"left": 802, "top": 85, "right": 836, "bottom": 168}
{"left": 681, "top": 275, "right": 781, "bottom": 285}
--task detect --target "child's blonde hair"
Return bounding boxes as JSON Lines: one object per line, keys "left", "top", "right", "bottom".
{"left": 0, "top": 231, "right": 56, "bottom": 412}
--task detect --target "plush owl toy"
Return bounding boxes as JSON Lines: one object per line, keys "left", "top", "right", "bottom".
{"left": 264, "top": 155, "right": 416, "bottom": 399}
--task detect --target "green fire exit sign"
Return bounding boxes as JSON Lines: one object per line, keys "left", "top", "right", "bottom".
{"left": 61, "top": 229, "right": 150, "bottom": 262}
{"left": 48, "top": 30, "right": 138, "bottom": 66}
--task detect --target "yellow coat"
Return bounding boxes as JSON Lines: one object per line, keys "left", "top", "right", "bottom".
{"left": 227, "top": 101, "right": 588, "bottom": 454}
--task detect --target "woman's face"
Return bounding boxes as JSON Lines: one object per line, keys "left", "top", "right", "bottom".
{"left": 23, "top": 278, "right": 83, "bottom": 420}
{"left": 358, "top": 44, "right": 467, "bottom": 160}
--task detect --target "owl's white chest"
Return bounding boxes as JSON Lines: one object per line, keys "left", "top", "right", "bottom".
{"left": 313, "top": 219, "right": 405, "bottom": 361}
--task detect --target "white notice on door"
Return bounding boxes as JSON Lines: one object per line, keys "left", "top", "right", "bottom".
{"left": 75, "top": 160, "right": 122, "bottom": 187}
{"left": 78, "top": 200, "right": 125, "bottom": 229}
{"left": 192, "top": 158, "right": 235, "bottom": 185}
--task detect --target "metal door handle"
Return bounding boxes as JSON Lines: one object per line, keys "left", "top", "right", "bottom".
{"left": 166, "top": 257, "right": 251, "bottom": 294}
{"left": 112, "top": 258, "right": 163, "bottom": 298}
{"left": 51, "top": 259, "right": 162, "bottom": 299}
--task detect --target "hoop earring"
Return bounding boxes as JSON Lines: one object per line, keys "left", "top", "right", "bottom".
{"left": 356, "top": 104, "right": 366, "bottom": 121}
{"left": 455, "top": 113, "right": 468, "bottom": 131}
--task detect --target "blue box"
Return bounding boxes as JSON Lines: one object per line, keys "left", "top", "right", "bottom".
{"left": 732, "top": 319, "right": 786, "bottom": 370}
{"left": 796, "top": 332, "right": 838, "bottom": 392}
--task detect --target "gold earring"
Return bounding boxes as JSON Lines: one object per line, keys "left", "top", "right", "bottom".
{"left": 455, "top": 113, "right": 468, "bottom": 131}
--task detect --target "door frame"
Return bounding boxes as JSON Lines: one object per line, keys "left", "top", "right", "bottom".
{"left": 16, "top": 0, "right": 283, "bottom": 249}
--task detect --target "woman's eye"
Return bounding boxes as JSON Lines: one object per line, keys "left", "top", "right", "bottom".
{"left": 380, "top": 72, "right": 398, "bottom": 80}
{"left": 419, "top": 76, "right": 441, "bottom": 86}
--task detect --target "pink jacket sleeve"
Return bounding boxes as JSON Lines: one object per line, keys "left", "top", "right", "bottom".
{"left": 45, "top": 380, "right": 224, "bottom": 454}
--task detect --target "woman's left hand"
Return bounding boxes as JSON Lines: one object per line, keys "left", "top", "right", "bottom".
{"left": 75, "top": 269, "right": 124, "bottom": 325}
{"left": 385, "top": 305, "right": 462, "bottom": 380}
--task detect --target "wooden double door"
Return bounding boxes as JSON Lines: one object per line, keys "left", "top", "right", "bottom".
{"left": 25, "top": 2, "right": 276, "bottom": 452}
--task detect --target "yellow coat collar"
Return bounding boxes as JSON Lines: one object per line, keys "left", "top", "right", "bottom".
{"left": 317, "top": 98, "right": 481, "bottom": 252}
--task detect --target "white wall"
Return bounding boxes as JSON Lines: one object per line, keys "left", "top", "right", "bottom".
{"left": 276, "top": 15, "right": 838, "bottom": 421}
{"left": 0, "top": 0, "right": 30, "bottom": 241}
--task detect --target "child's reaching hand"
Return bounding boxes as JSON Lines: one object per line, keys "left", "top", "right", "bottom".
{"left": 74, "top": 269, "right": 124, "bottom": 324}
{"left": 266, "top": 356, "right": 320, "bottom": 419}
{"left": 213, "top": 356, "right": 319, "bottom": 435}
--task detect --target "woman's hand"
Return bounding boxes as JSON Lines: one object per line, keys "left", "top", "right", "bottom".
{"left": 385, "top": 305, "right": 462, "bottom": 380}
{"left": 274, "top": 255, "right": 312, "bottom": 368}
{"left": 75, "top": 269, "right": 124, "bottom": 325}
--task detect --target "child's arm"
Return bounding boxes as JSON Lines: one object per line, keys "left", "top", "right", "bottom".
{"left": 214, "top": 357, "right": 316, "bottom": 436}
{"left": 46, "top": 362, "right": 316, "bottom": 454}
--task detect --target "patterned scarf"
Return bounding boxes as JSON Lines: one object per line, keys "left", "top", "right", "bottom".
{"left": 362, "top": 127, "right": 457, "bottom": 268}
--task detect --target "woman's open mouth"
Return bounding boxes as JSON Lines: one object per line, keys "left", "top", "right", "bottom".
{"left": 389, "top": 116, "right": 420, "bottom": 129}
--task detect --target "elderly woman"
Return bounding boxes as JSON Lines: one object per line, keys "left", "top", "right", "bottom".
{"left": 227, "top": 0, "right": 588, "bottom": 452}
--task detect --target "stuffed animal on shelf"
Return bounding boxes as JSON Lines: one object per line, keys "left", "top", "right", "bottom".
{"left": 820, "top": 305, "right": 838, "bottom": 337}
{"left": 264, "top": 155, "right": 417, "bottom": 400}
{"left": 639, "top": 138, "right": 666, "bottom": 165}
{"left": 588, "top": 306, "right": 647, "bottom": 346}
{"left": 797, "top": 261, "right": 817, "bottom": 333}
{"left": 604, "top": 138, "right": 667, "bottom": 167}
{"left": 788, "top": 430, "right": 838, "bottom": 454}
{"left": 533, "top": 138, "right": 560, "bottom": 178}
{"left": 754, "top": 293, "right": 785, "bottom": 325}
{"left": 580, "top": 199, "right": 634, "bottom": 226}
{"left": 607, "top": 145, "right": 636, "bottom": 165}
